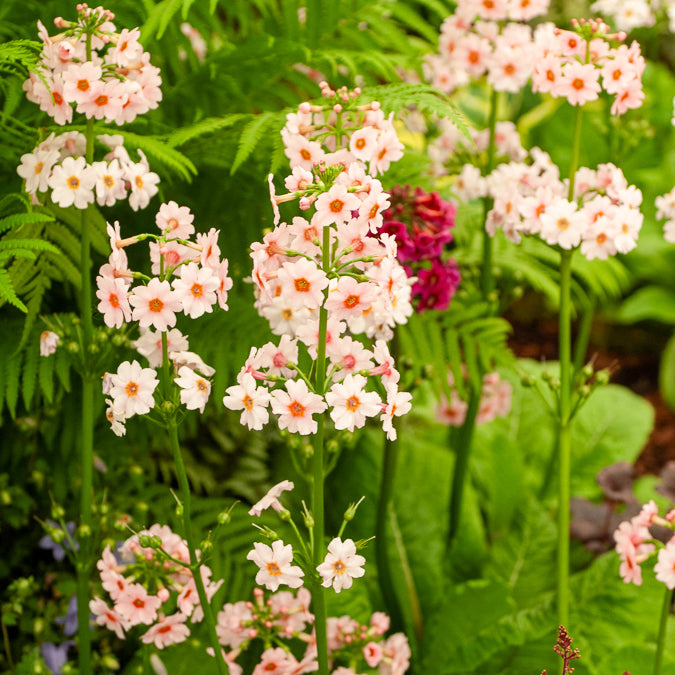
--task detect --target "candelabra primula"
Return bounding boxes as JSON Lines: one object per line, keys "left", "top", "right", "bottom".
{"left": 591, "top": 0, "right": 675, "bottom": 33}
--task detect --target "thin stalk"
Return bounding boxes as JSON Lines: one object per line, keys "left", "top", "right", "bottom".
{"left": 480, "top": 87, "right": 499, "bottom": 301}
{"left": 653, "top": 587, "right": 672, "bottom": 675}
{"left": 557, "top": 250, "right": 573, "bottom": 629}
{"left": 311, "top": 225, "right": 331, "bottom": 675}
{"left": 76, "top": 30, "right": 96, "bottom": 672}
{"left": 447, "top": 387, "right": 481, "bottom": 546}
{"left": 572, "top": 297, "right": 594, "bottom": 376}
{"left": 2, "top": 618, "right": 14, "bottom": 673}
{"left": 167, "top": 419, "right": 228, "bottom": 675}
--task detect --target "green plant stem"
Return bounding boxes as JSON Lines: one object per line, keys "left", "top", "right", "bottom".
{"left": 653, "top": 587, "right": 672, "bottom": 675}
{"left": 167, "top": 419, "right": 228, "bottom": 675}
{"left": 310, "top": 225, "right": 331, "bottom": 675}
{"left": 572, "top": 296, "right": 594, "bottom": 376}
{"left": 557, "top": 249, "right": 573, "bottom": 629}
{"left": 447, "top": 387, "right": 481, "bottom": 547}
{"left": 2, "top": 617, "right": 14, "bottom": 673}
{"left": 480, "top": 87, "right": 499, "bottom": 301}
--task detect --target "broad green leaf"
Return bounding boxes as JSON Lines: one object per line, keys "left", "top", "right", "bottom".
{"left": 616, "top": 285, "right": 675, "bottom": 324}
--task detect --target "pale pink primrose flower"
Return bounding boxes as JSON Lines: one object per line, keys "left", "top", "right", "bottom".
{"left": 91, "top": 159, "right": 127, "bottom": 206}
{"left": 349, "top": 126, "right": 380, "bottom": 162}
{"left": 610, "top": 78, "right": 645, "bottom": 116}
{"left": 268, "top": 174, "right": 281, "bottom": 226}
{"left": 141, "top": 613, "right": 190, "bottom": 649}
{"left": 96, "top": 275, "right": 132, "bottom": 328}
{"left": 314, "top": 184, "right": 361, "bottom": 228}
{"left": 89, "top": 597, "right": 126, "bottom": 639}
{"left": 256, "top": 335, "right": 299, "bottom": 378}
{"left": 76, "top": 79, "right": 127, "bottom": 122}
{"left": 363, "top": 641, "right": 384, "bottom": 668}
{"left": 277, "top": 258, "right": 329, "bottom": 311}
{"left": 223, "top": 372, "right": 271, "bottom": 431}
{"left": 316, "top": 537, "right": 366, "bottom": 593}
{"left": 40, "top": 331, "right": 60, "bottom": 357}
{"left": 216, "top": 601, "right": 254, "bottom": 650}
{"left": 261, "top": 297, "right": 312, "bottom": 337}
{"left": 126, "top": 157, "right": 160, "bottom": 211}
{"left": 327, "top": 335, "right": 374, "bottom": 379}
{"left": 380, "top": 632, "right": 411, "bottom": 675}
{"left": 115, "top": 583, "right": 162, "bottom": 626}
{"left": 110, "top": 27, "right": 144, "bottom": 67}
{"left": 17, "top": 148, "right": 59, "bottom": 194}
{"left": 324, "top": 277, "right": 377, "bottom": 322}
{"left": 172, "top": 263, "right": 219, "bottom": 319}
{"left": 325, "top": 374, "right": 382, "bottom": 432}
{"left": 133, "top": 327, "right": 189, "bottom": 368}
{"left": 558, "top": 62, "right": 601, "bottom": 107}
{"left": 539, "top": 199, "right": 586, "bottom": 249}
{"left": 62, "top": 61, "right": 103, "bottom": 105}
{"left": 249, "top": 480, "right": 295, "bottom": 517}
{"left": 369, "top": 127, "right": 404, "bottom": 176}
{"left": 282, "top": 131, "right": 325, "bottom": 170}
{"left": 156, "top": 201, "right": 195, "bottom": 239}
{"left": 129, "top": 278, "right": 182, "bottom": 331}
{"left": 149, "top": 241, "right": 194, "bottom": 276}
{"left": 171, "top": 350, "right": 215, "bottom": 376}
{"left": 370, "top": 340, "right": 400, "bottom": 387}
{"left": 252, "top": 648, "right": 298, "bottom": 675}
{"left": 213, "top": 259, "right": 233, "bottom": 310}
{"left": 109, "top": 360, "right": 159, "bottom": 418}
{"left": 381, "top": 384, "right": 413, "bottom": 441}
{"left": 196, "top": 228, "right": 222, "bottom": 268}
{"left": 618, "top": 543, "right": 643, "bottom": 586}
{"left": 654, "top": 540, "right": 675, "bottom": 590}
{"left": 246, "top": 540, "right": 304, "bottom": 591}
{"left": 270, "top": 378, "right": 327, "bottom": 435}
{"left": 284, "top": 166, "right": 314, "bottom": 193}
{"left": 101, "top": 568, "right": 129, "bottom": 601}
{"left": 175, "top": 366, "right": 211, "bottom": 413}
{"left": 48, "top": 156, "right": 96, "bottom": 209}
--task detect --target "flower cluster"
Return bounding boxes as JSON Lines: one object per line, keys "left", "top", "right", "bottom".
{"left": 423, "top": 0, "right": 550, "bottom": 94}
{"left": 455, "top": 138, "right": 644, "bottom": 261}
{"left": 613, "top": 500, "right": 675, "bottom": 587}
{"left": 90, "top": 524, "right": 222, "bottom": 648}
{"left": 215, "top": 587, "right": 410, "bottom": 675}
{"left": 591, "top": 0, "right": 675, "bottom": 33}
{"left": 436, "top": 370, "right": 512, "bottom": 426}
{"left": 656, "top": 186, "right": 675, "bottom": 243}
{"left": 281, "top": 82, "right": 404, "bottom": 177}
{"left": 377, "top": 184, "right": 461, "bottom": 312}
{"left": 531, "top": 18, "right": 645, "bottom": 115}
{"left": 23, "top": 5, "right": 161, "bottom": 127}
{"left": 17, "top": 132, "right": 159, "bottom": 211}
{"left": 244, "top": 481, "right": 367, "bottom": 594}
{"left": 224, "top": 86, "right": 413, "bottom": 441}
{"left": 99, "top": 201, "right": 232, "bottom": 435}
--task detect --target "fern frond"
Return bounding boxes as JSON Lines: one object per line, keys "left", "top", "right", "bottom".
{"left": 0, "top": 212, "right": 56, "bottom": 234}
{"left": 166, "top": 114, "right": 248, "bottom": 149}
{"left": 140, "top": 0, "right": 184, "bottom": 42}
{"left": 0, "top": 268, "right": 27, "bottom": 312}
{"left": 0, "top": 39, "right": 41, "bottom": 74}
{"left": 231, "top": 111, "right": 286, "bottom": 175}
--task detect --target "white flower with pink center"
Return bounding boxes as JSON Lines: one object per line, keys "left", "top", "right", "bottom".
{"left": 247, "top": 540, "right": 304, "bottom": 591}
{"left": 149, "top": 241, "right": 193, "bottom": 276}
{"left": 282, "top": 131, "right": 325, "bottom": 170}
{"left": 115, "top": 583, "right": 162, "bottom": 626}
{"left": 324, "top": 276, "right": 377, "bottom": 322}
{"left": 370, "top": 340, "right": 400, "bottom": 387}
{"left": 314, "top": 184, "right": 361, "bottom": 228}
{"left": 141, "top": 613, "right": 190, "bottom": 649}
{"left": 133, "top": 327, "right": 189, "bottom": 368}
{"left": 364, "top": 641, "right": 384, "bottom": 668}
{"left": 90, "top": 597, "right": 127, "bottom": 639}
{"left": 327, "top": 335, "right": 374, "bottom": 379}
{"left": 316, "top": 537, "right": 366, "bottom": 593}
{"left": 129, "top": 278, "right": 182, "bottom": 331}
{"left": 248, "top": 480, "right": 295, "bottom": 517}
{"left": 270, "top": 379, "right": 327, "bottom": 435}
{"left": 252, "top": 648, "right": 299, "bottom": 675}
{"left": 96, "top": 275, "right": 132, "bottom": 328}
{"left": 277, "top": 258, "right": 329, "bottom": 311}
{"left": 325, "top": 374, "right": 381, "bottom": 432}
{"left": 48, "top": 156, "right": 96, "bottom": 209}
{"left": 216, "top": 601, "right": 254, "bottom": 650}
{"left": 109, "top": 360, "right": 159, "bottom": 418}
{"left": 156, "top": 201, "right": 195, "bottom": 239}
{"left": 381, "top": 384, "right": 413, "bottom": 441}
{"left": 223, "top": 372, "right": 271, "bottom": 431}
{"left": 172, "top": 263, "right": 219, "bottom": 319}
{"left": 256, "top": 335, "right": 299, "bottom": 378}
{"left": 175, "top": 366, "right": 211, "bottom": 413}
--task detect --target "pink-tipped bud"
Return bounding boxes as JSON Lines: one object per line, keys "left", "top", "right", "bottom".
{"left": 245, "top": 601, "right": 254, "bottom": 608}
{"left": 371, "top": 101, "right": 381, "bottom": 111}
{"left": 298, "top": 102, "right": 312, "bottom": 114}
{"left": 667, "top": 509, "right": 675, "bottom": 523}
{"left": 248, "top": 629, "right": 258, "bottom": 638}
{"left": 299, "top": 196, "right": 312, "bottom": 210}
{"left": 265, "top": 621, "right": 273, "bottom": 628}
{"left": 253, "top": 587, "right": 264, "bottom": 597}
{"left": 333, "top": 104, "right": 342, "bottom": 113}
{"left": 354, "top": 87, "right": 362, "bottom": 95}
{"left": 157, "top": 588, "right": 170, "bottom": 602}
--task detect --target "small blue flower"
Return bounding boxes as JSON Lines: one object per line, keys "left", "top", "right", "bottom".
{"left": 55, "top": 596, "right": 78, "bottom": 636}
{"left": 40, "top": 640, "right": 74, "bottom": 675}
{"left": 38, "top": 521, "right": 79, "bottom": 562}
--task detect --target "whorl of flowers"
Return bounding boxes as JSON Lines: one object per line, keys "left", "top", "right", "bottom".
{"left": 90, "top": 524, "right": 222, "bottom": 647}
{"left": 17, "top": 132, "right": 159, "bottom": 211}
{"left": 23, "top": 4, "right": 162, "bottom": 127}
{"left": 424, "top": 0, "right": 550, "bottom": 94}
{"left": 436, "top": 370, "right": 512, "bottom": 426}
{"left": 613, "top": 500, "right": 675, "bottom": 587}
{"left": 454, "top": 137, "right": 643, "bottom": 261}
{"left": 591, "top": 0, "right": 675, "bottom": 34}
{"left": 531, "top": 18, "right": 645, "bottom": 116}
{"left": 215, "top": 588, "right": 410, "bottom": 675}
{"left": 281, "top": 81, "right": 404, "bottom": 177}
{"left": 99, "top": 201, "right": 232, "bottom": 435}
{"left": 377, "top": 185, "right": 461, "bottom": 312}
{"left": 656, "top": 186, "right": 675, "bottom": 243}
{"left": 224, "top": 85, "right": 413, "bottom": 440}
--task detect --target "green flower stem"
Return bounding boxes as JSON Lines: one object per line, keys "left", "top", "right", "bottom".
{"left": 572, "top": 296, "right": 595, "bottom": 376}
{"left": 557, "top": 249, "right": 573, "bottom": 629}
{"left": 447, "top": 386, "right": 481, "bottom": 546}
{"left": 311, "top": 226, "right": 331, "bottom": 675}
{"left": 167, "top": 419, "right": 228, "bottom": 675}
{"left": 654, "top": 587, "right": 672, "bottom": 675}
{"left": 480, "top": 87, "right": 499, "bottom": 301}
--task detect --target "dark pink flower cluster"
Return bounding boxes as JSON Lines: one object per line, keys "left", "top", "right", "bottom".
{"left": 378, "top": 185, "right": 461, "bottom": 312}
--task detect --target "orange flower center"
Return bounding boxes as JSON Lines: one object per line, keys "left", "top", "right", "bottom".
{"left": 53, "top": 92, "right": 63, "bottom": 105}
{"left": 67, "top": 176, "right": 80, "bottom": 190}
{"left": 109, "top": 293, "right": 120, "bottom": 308}
{"left": 103, "top": 175, "right": 114, "bottom": 188}
{"left": 294, "top": 278, "right": 310, "bottom": 292}
{"left": 300, "top": 148, "right": 312, "bottom": 161}
{"left": 344, "top": 294, "right": 360, "bottom": 309}
{"left": 572, "top": 78, "right": 585, "bottom": 91}
{"left": 95, "top": 94, "right": 108, "bottom": 106}
{"left": 346, "top": 395, "right": 360, "bottom": 412}
{"left": 281, "top": 308, "right": 293, "bottom": 320}
{"left": 77, "top": 79, "right": 89, "bottom": 92}
{"left": 125, "top": 382, "right": 138, "bottom": 397}
{"left": 557, "top": 218, "right": 570, "bottom": 230}
{"left": 266, "top": 562, "right": 282, "bottom": 576}
{"left": 329, "top": 199, "right": 344, "bottom": 213}
{"left": 191, "top": 283, "right": 203, "bottom": 298}
{"left": 149, "top": 298, "right": 164, "bottom": 312}
{"left": 289, "top": 400, "right": 305, "bottom": 417}
{"left": 243, "top": 394, "right": 254, "bottom": 410}
{"left": 332, "top": 560, "right": 346, "bottom": 574}
{"left": 355, "top": 137, "right": 366, "bottom": 150}
{"left": 135, "top": 175, "right": 144, "bottom": 189}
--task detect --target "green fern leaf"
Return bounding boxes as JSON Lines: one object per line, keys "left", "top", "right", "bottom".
{"left": 0, "top": 268, "right": 27, "bottom": 312}
{"left": 0, "top": 212, "right": 56, "bottom": 234}
{"left": 141, "top": 0, "right": 184, "bottom": 41}
{"left": 22, "top": 341, "right": 39, "bottom": 410}
{"left": 166, "top": 114, "right": 248, "bottom": 149}
{"left": 0, "top": 238, "right": 59, "bottom": 254}
{"left": 38, "top": 347, "right": 56, "bottom": 404}
{"left": 231, "top": 111, "right": 285, "bottom": 175}
{"left": 3, "top": 351, "right": 21, "bottom": 418}
{"left": 386, "top": 2, "right": 442, "bottom": 43}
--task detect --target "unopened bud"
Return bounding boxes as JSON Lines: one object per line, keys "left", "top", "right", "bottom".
{"left": 78, "top": 524, "right": 92, "bottom": 539}
{"left": 51, "top": 504, "right": 65, "bottom": 520}
{"left": 217, "top": 511, "right": 231, "bottom": 526}
{"left": 595, "top": 369, "right": 610, "bottom": 386}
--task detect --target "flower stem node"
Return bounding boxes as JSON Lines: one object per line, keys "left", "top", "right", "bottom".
{"left": 217, "top": 510, "right": 231, "bottom": 526}
{"left": 175, "top": 503, "right": 184, "bottom": 517}
{"left": 88, "top": 343, "right": 100, "bottom": 354}
{"left": 67, "top": 342, "right": 80, "bottom": 354}
{"left": 161, "top": 400, "right": 177, "bottom": 415}
{"left": 200, "top": 538, "right": 214, "bottom": 554}
{"left": 595, "top": 369, "right": 610, "bottom": 386}
{"left": 278, "top": 508, "right": 291, "bottom": 521}
{"left": 51, "top": 504, "right": 66, "bottom": 520}
{"left": 581, "top": 363, "right": 594, "bottom": 380}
